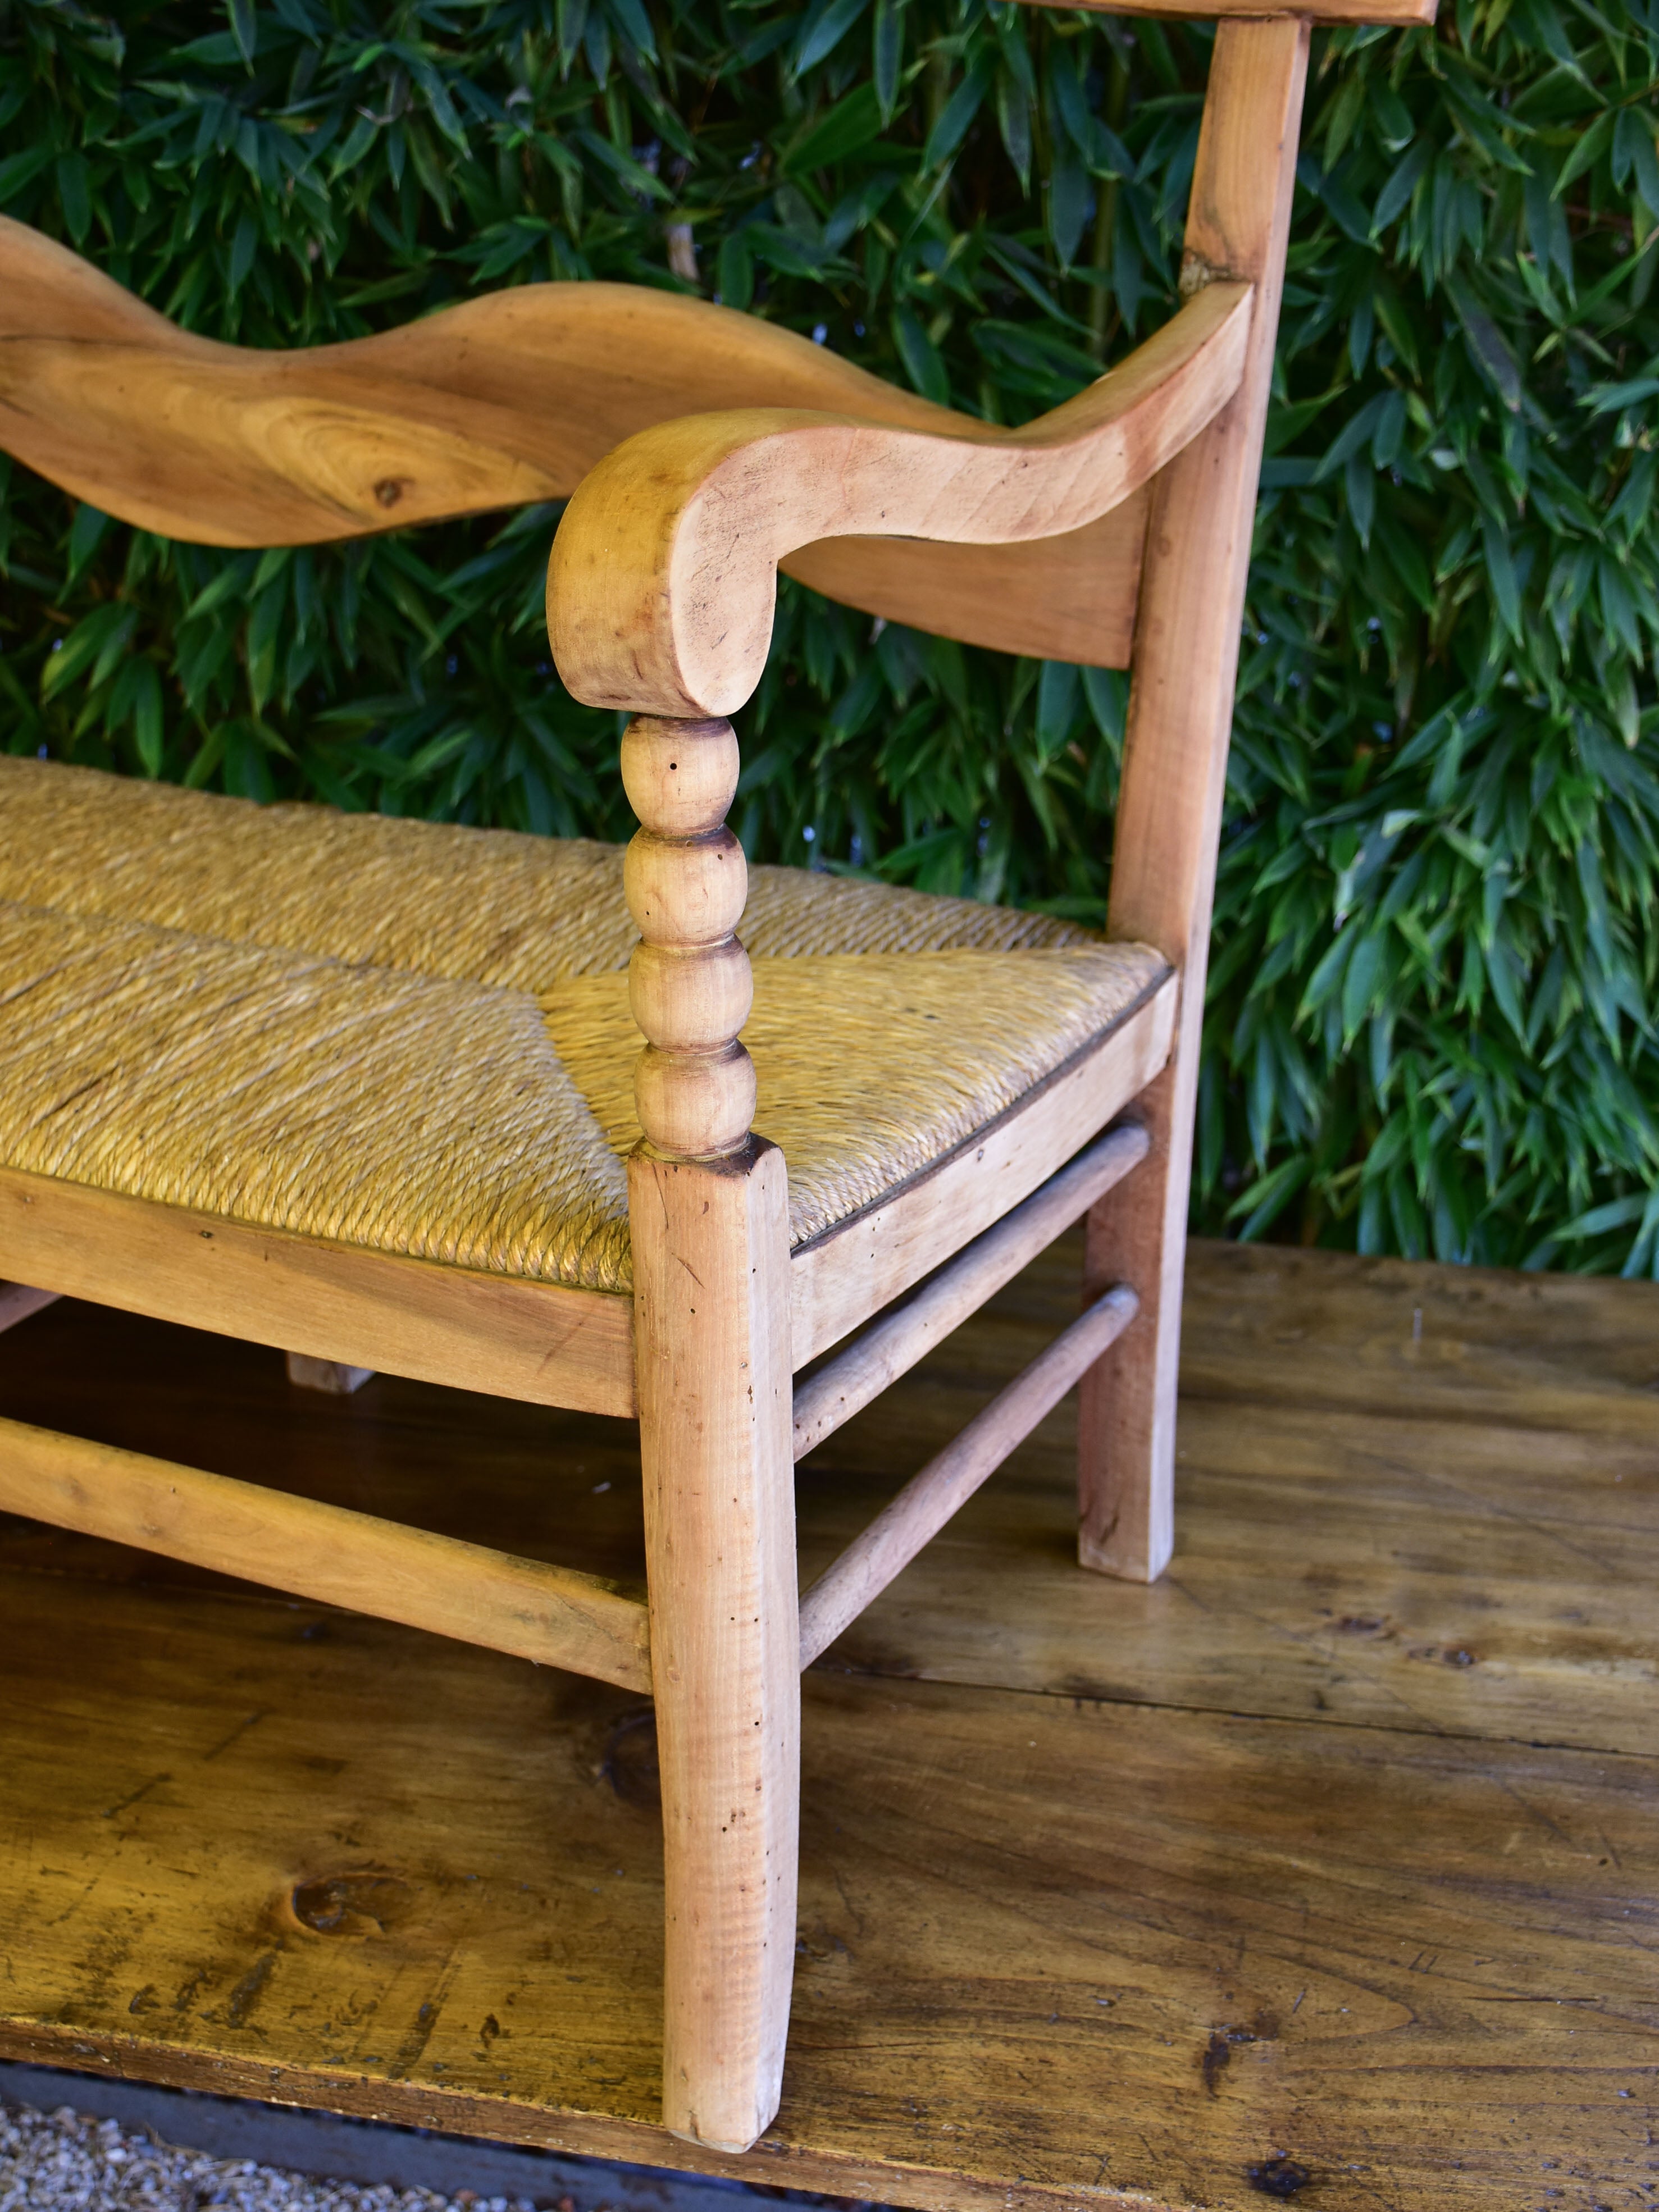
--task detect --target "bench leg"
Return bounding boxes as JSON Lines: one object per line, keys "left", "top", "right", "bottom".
{"left": 630, "top": 1139, "right": 799, "bottom": 2152}
{"left": 1075, "top": 1063, "right": 1187, "bottom": 1584}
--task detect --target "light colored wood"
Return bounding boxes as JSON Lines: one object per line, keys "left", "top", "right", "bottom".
{"left": 547, "top": 284, "right": 1253, "bottom": 717}
{"left": 792, "top": 1122, "right": 1148, "bottom": 1460}
{"left": 1079, "top": 16, "right": 1310, "bottom": 1586}
{"left": 797, "top": 1284, "right": 1138, "bottom": 1667}
{"left": 784, "top": 500, "right": 1145, "bottom": 669}
{"left": 623, "top": 828, "right": 747, "bottom": 945}
{"left": 286, "top": 1353, "right": 375, "bottom": 1394}
{"left": 630, "top": 941, "right": 753, "bottom": 1055}
{"left": 621, "top": 715, "right": 756, "bottom": 1161}
{"left": 0, "top": 1281, "right": 58, "bottom": 1332}
{"left": 0, "top": 1412, "right": 651, "bottom": 1691}
{"left": 0, "top": 1165, "right": 636, "bottom": 1416}
{"left": 0, "top": 218, "right": 1141, "bottom": 670}
{"left": 789, "top": 970, "right": 1175, "bottom": 1369}
{"left": 620, "top": 713, "right": 741, "bottom": 836}
{"left": 630, "top": 1141, "right": 799, "bottom": 2152}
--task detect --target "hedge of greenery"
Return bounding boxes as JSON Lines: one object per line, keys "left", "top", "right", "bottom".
{"left": 2, "top": 0, "right": 1657, "bottom": 1267}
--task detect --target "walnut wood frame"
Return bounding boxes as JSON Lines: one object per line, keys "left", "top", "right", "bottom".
{"left": 0, "top": 0, "right": 1412, "bottom": 2158}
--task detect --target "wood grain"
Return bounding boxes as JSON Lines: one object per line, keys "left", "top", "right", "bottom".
{"left": 630, "top": 1141, "right": 799, "bottom": 2151}
{"left": 548, "top": 284, "right": 1252, "bottom": 716}
{"left": 0, "top": 217, "right": 1138, "bottom": 669}
{"left": 0, "top": 1413, "right": 651, "bottom": 1691}
{"left": 796, "top": 1234, "right": 1659, "bottom": 1758}
{"left": 0, "top": 1164, "right": 636, "bottom": 1416}
{"left": 621, "top": 716, "right": 757, "bottom": 1161}
{"left": 789, "top": 972, "right": 1175, "bottom": 1368}
{"left": 8, "top": 1242, "right": 1652, "bottom": 1761}
{"left": 1079, "top": 18, "right": 1310, "bottom": 1584}
{"left": 0, "top": 1576, "right": 1647, "bottom": 2210}
{"left": 782, "top": 500, "right": 1145, "bottom": 669}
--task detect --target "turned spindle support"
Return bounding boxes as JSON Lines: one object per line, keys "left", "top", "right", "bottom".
{"left": 620, "top": 714, "right": 756, "bottom": 1161}
{"left": 619, "top": 710, "right": 799, "bottom": 2152}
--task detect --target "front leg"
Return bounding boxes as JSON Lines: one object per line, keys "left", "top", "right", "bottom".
{"left": 623, "top": 713, "right": 799, "bottom": 2152}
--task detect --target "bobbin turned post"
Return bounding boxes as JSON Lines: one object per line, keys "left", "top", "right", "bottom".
{"left": 621, "top": 714, "right": 799, "bottom": 2152}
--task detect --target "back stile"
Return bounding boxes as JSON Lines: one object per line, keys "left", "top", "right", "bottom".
{"left": 1078, "top": 13, "right": 1312, "bottom": 1582}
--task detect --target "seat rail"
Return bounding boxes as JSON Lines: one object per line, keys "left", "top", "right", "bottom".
{"left": 792, "top": 1120, "right": 1149, "bottom": 1460}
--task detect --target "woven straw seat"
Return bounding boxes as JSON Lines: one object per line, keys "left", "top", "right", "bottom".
{"left": 0, "top": 758, "right": 1166, "bottom": 1292}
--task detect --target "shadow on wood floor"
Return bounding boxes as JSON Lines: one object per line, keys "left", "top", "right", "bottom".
{"left": 0, "top": 1236, "right": 1652, "bottom": 2212}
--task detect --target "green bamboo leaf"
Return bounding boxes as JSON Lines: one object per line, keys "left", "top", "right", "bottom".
{"left": 54, "top": 152, "right": 90, "bottom": 244}
{"left": 892, "top": 305, "right": 948, "bottom": 404}
{"left": 996, "top": 67, "right": 1032, "bottom": 193}
{"left": 794, "top": 0, "right": 869, "bottom": 77}
{"left": 65, "top": 503, "right": 111, "bottom": 586}
{"left": 226, "top": 0, "right": 256, "bottom": 68}
{"left": 873, "top": 0, "right": 904, "bottom": 121}
{"left": 1371, "top": 139, "right": 1432, "bottom": 234}
{"left": 924, "top": 58, "right": 992, "bottom": 170}
{"left": 784, "top": 84, "right": 883, "bottom": 174}
{"left": 1552, "top": 106, "right": 1615, "bottom": 199}
{"left": 1227, "top": 1155, "right": 1312, "bottom": 1240}
{"left": 1584, "top": 373, "right": 1659, "bottom": 415}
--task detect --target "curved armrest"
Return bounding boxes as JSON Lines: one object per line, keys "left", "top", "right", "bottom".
{"left": 548, "top": 280, "right": 1252, "bottom": 718}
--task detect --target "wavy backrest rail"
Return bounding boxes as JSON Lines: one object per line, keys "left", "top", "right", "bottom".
{"left": 0, "top": 215, "right": 1156, "bottom": 668}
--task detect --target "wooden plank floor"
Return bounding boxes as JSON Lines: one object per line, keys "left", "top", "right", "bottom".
{"left": 0, "top": 1238, "right": 1654, "bottom": 2212}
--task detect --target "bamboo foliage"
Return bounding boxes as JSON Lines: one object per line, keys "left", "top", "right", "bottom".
{"left": 1, "top": 0, "right": 1656, "bottom": 1268}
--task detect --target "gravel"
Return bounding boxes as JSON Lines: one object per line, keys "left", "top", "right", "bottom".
{"left": 0, "top": 2097, "right": 548, "bottom": 2212}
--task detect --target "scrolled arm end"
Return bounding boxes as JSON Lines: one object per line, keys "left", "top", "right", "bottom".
{"left": 545, "top": 283, "right": 1255, "bottom": 722}
{"left": 546, "top": 411, "right": 841, "bottom": 719}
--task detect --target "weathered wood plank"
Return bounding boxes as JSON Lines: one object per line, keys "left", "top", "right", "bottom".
{"left": 799, "top": 1236, "right": 1659, "bottom": 1757}
{"left": 0, "top": 1242, "right": 1654, "bottom": 2209}
{"left": 4, "top": 1239, "right": 1658, "bottom": 1758}
{"left": 1178, "top": 1236, "right": 1659, "bottom": 1436}
{"left": 3, "top": 1240, "right": 1656, "bottom": 1759}
{"left": 0, "top": 1571, "right": 1649, "bottom": 2212}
